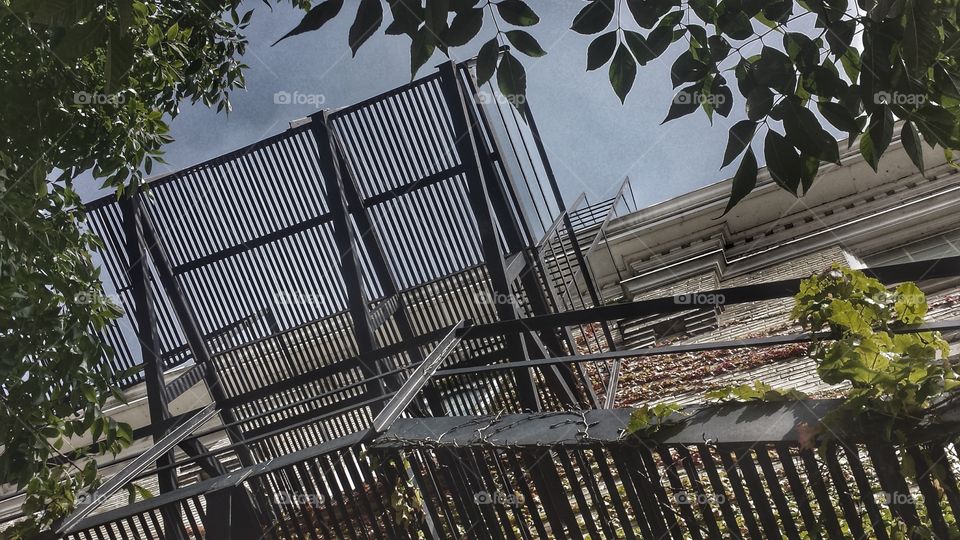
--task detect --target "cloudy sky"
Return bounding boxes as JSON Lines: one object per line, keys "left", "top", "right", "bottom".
{"left": 91, "top": 1, "right": 754, "bottom": 208}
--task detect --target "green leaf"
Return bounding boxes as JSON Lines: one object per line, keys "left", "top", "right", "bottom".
{"left": 784, "top": 32, "right": 818, "bottom": 71}
{"left": 670, "top": 50, "right": 707, "bottom": 88}
{"left": 386, "top": 0, "right": 423, "bottom": 36}
{"left": 445, "top": 7, "right": 484, "bottom": 47}
{"left": 424, "top": 0, "right": 449, "bottom": 37}
{"left": 712, "top": 82, "right": 733, "bottom": 117}
{"left": 106, "top": 25, "right": 135, "bottom": 92}
{"left": 53, "top": 22, "right": 108, "bottom": 61}
{"left": 894, "top": 282, "right": 928, "bottom": 323}
{"left": 782, "top": 101, "right": 840, "bottom": 164}
{"left": 901, "top": 121, "right": 925, "bottom": 174}
{"left": 799, "top": 153, "right": 819, "bottom": 193}
{"left": 913, "top": 104, "right": 960, "bottom": 148}
{"left": 746, "top": 87, "right": 773, "bottom": 121}
{"left": 623, "top": 30, "right": 655, "bottom": 66}
{"left": 273, "top": 0, "right": 344, "bottom": 45}
{"left": 349, "top": 0, "right": 383, "bottom": 55}
{"left": 626, "top": 0, "right": 667, "bottom": 28}
{"left": 724, "top": 147, "right": 758, "bottom": 214}
{"left": 644, "top": 26, "right": 673, "bottom": 58}
{"left": 755, "top": 46, "right": 796, "bottom": 94}
{"left": 572, "top": 0, "right": 615, "bottom": 34}
{"left": 718, "top": 11, "right": 752, "bottom": 39}
{"left": 587, "top": 31, "right": 618, "bottom": 70}
{"left": 663, "top": 84, "right": 702, "bottom": 123}
{"left": 764, "top": 130, "right": 801, "bottom": 194}
{"left": 722, "top": 120, "right": 757, "bottom": 167}
{"left": 496, "top": 0, "right": 540, "bottom": 26}
{"left": 867, "top": 105, "right": 894, "bottom": 165}
{"left": 475, "top": 38, "right": 499, "bottom": 86}
{"left": 825, "top": 20, "right": 856, "bottom": 56}
{"left": 497, "top": 51, "right": 527, "bottom": 107}
{"left": 410, "top": 27, "right": 436, "bottom": 79}
{"left": 818, "top": 101, "right": 859, "bottom": 134}
{"left": 902, "top": 0, "right": 941, "bottom": 78}
{"left": 609, "top": 44, "right": 637, "bottom": 103}
{"left": 763, "top": 0, "right": 793, "bottom": 22}
{"left": 860, "top": 131, "right": 879, "bottom": 171}
{"left": 505, "top": 30, "right": 546, "bottom": 57}
{"left": 840, "top": 47, "right": 861, "bottom": 82}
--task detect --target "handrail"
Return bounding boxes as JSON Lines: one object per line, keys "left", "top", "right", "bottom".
{"left": 56, "top": 404, "right": 219, "bottom": 535}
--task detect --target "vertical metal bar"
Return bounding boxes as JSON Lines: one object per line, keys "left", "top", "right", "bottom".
{"left": 838, "top": 443, "right": 890, "bottom": 540}
{"left": 119, "top": 191, "right": 186, "bottom": 540}
{"left": 435, "top": 60, "right": 539, "bottom": 410}
{"left": 308, "top": 118, "right": 385, "bottom": 405}
{"left": 906, "top": 446, "right": 951, "bottom": 538}
{"left": 136, "top": 208, "right": 257, "bottom": 468}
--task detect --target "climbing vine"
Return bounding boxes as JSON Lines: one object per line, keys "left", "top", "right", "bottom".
{"left": 627, "top": 265, "right": 959, "bottom": 443}
{"left": 793, "top": 265, "right": 958, "bottom": 441}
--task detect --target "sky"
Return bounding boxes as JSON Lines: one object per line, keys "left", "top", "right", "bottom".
{"left": 83, "top": 1, "right": 750, "bottom": 208}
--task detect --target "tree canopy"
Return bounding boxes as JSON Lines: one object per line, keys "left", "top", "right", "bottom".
{"left": 279, "top": 0, "right": 960, "bottom": 212}
{"left": 0, "top": 1, "right": 250, "bottom": 535}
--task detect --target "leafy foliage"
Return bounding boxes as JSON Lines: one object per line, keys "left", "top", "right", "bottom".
{"left": 280, "top": 0, "right": 960, "bottom": 211}
{"left": 1, "top": 1, "right": 251, "bottom": 535}
{"left": 793, "top": 266, "right": 958, "bottom": 441}
{"left": 625, "top": 401, "right": 684, "bottom": 434}
{"left": 704, "top": 380, "right": 809, "bottom": 401}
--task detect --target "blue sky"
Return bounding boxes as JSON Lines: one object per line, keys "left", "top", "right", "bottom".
{"left": 86, "top": 1, "right": 750, "bottom": 208}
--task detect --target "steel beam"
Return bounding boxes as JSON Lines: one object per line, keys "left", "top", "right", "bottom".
{"left": 136, "top": 207, "right": 257, "bottom": 468}
{"left": 437, "top": 60, "right": 540, "bottom": 410}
